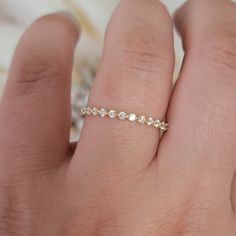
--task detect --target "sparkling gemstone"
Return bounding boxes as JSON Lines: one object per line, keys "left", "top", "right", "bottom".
{"left": 108, "top": 110, "right": 116, "bottom": 118}
{"left": 80, "top": 108, "right": 86, "bottom": 115}
{"left": 128, "top": 113, "right": 136, "bottom": 121}
{"left": 146, "top": 117, "right": 154, "bottom": 126}
{"left": 86, "top": 107, "right": 92, "bottom": 114}
{"left": 154, "top": 119, "right": 161, "bottom": 128}
{"left": 99, "top": 108, "right": 107, "bottom": 117}
{"left": 91, "top": 107, "right": 98, "bottom": 116}
{"left": 164, "top": 123, "right": 169, "bottom": 130}
{"left": 118, "top": 112, "right": 127, "bottom": 120}
{"left": 160, "top": 122, "right": 168, "bottom": 131}
{"left": 138, "top": 115, "right": 146, "bottom": 124}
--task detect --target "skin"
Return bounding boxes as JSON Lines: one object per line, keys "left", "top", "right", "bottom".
{"left": 0, "top": 0, "right": 236, "bottom": 235}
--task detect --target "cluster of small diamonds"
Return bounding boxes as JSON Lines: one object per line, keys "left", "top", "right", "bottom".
{"left": 80, "top": 106, "right": 168, "bottom": 131}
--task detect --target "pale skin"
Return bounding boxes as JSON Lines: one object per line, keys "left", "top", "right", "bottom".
{"left": 0, "top": 0, "right": 236, "bottom": 235}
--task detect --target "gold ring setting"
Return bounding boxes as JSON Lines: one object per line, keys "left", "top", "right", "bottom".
{"left": 80, "top": 106, "right": 168, "bottom": 131}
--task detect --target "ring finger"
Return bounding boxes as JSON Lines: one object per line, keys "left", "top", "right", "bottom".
{"left": 76, "top": 0, "right": 174, "bottom": 169}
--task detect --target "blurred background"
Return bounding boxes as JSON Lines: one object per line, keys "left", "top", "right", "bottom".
{"left": 0, "top": 0, "right": 185, "bottom": 139}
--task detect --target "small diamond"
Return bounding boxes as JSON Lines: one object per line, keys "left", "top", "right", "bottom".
{"left": 118, "top": 112, "right": 127, "bottom": 120}
{"left": 99, "top": 108, "right": 107, "bottom": 117}
{"left": 146, "top": 117, "right": 154, "bottom": 126}
{"left": 128, "top": 113, "right": 136, "bottom": 121}
{"left": 138, "top": 115, "right": 146, "bottom": 124}
{"left": 80, "top": 108, "right": 86, "bottom": 115}
{"left": 91, "top": 107, "right": 98, "bottom": 116}
{"left": 154, "top": 119, "right": 161, "bottom": 128}
{"left": 164, "top": 123, "right": 169, "bottom": 130}
{"left": 86, "top": 107, "right": 92, "bottom": 114}
{"left": 108, "top": 110, "right": 116, "bottom": 118}
{"left": 160, "top": 122, "right": 168, "bottom": 131}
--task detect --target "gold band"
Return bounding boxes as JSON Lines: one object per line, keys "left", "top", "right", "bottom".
{"left": 80, "top": 106, "right": 168, "bottom": 131}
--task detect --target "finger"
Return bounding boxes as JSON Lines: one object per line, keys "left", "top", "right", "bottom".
{"left": 0, "top": 13, "right": 80, "bottom": 164}
{"left": 77, "top": 0, "right": 174, "bottom": 168}
{"left": 157, "top": 0, "right": 236, "bottom": 208}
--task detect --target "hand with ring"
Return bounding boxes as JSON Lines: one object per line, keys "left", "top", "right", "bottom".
{"left": 0, "top": 0, "right": 236, "bottom": 235}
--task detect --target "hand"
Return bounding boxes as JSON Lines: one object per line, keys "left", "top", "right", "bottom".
{"left": 0, "top": 0, "right": 236, "bottom": 235}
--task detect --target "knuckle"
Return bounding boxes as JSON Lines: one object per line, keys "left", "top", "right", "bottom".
{"left": 0, "top": 207, "right": 26, "bottom": 236}
{"left": 169, "top": 198, "right": 215, "bottom": 236}
{"left": 107, "top": 20, "right": 172, "bottom": 75}
{"left": 199, "top": 27, "right": 236, "bottom": 76}
{"left": 19, "top": 59, "right": 60, "bottom": 83}
{"left": 0, "top": 185, "right": 29, "bottom": 236}
{"left": 104, "top": 0, "right": 173, "bottom": 76}
{"left": 122, "top": 30, "right": 170, "bottom": 71}
{"left": 13, "top": 56, "right": 64, "bottom": 96}
{"left": 177, "top": 203, "right": 217, "bottom": 236}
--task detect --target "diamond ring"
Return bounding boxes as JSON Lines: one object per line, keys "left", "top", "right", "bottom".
{"left": 80, "top": 106, "right": 168, "bottom": 131}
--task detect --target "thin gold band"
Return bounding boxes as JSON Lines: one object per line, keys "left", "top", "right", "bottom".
{"left": 80, "top": 106, "right": 168, "bottom": 131}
